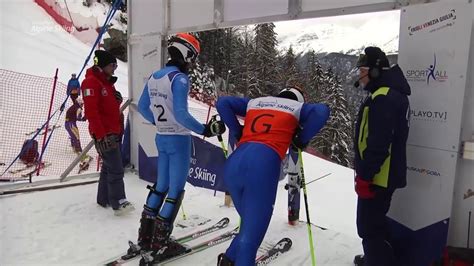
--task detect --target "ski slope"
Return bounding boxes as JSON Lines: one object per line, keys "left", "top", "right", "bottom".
{"left": 0, "top": 0, "right": 129, "bottom": 180}
{"left": 1, "top": 154, "right": 361, "bottom": 265}
{"left": 0, "top": 0, "right": 128, "bottom": 95}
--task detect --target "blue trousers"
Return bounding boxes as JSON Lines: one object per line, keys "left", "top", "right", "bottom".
{"left": 65, "top": 121, "right": 82, "bottom": 153}
{"left": 97, "top": 146, "right": 126, "bottom": 209}
{"left": 146, "top": 135, "right": 191, "bottom": 220}
{"left": 224, "top": 142, "right": 281, "bottom": 266}
{"left": 357, "top": 188, "right": 396, "bottom": 266}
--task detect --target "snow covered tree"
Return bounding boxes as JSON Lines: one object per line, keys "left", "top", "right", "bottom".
{"left": 252, "top": 23, "right": 279, "bottom": 96}
{"left": 196, "top": 29, "right": 227, "bottom": 80}
{"left": 303, "top": 50, "right": 325, "bottom": 101}
{"left": 189, "top": 60, "right": 217, "bottom": 105}
{"left": 227, "top": 26, "right": 258, "bottom": 97}
{"left": 309, "top": 68, "right": 353, "bottom": 167}
{"left": 280, "top": 46, "right": 302, "bottom": 89}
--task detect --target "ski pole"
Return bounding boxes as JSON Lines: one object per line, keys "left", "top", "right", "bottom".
{"left": 298, "top": 149, "right": 316, "bottom": 266}
{"left": 181, "top": 203, "right": 187, "bottom": 220}
{"left": 218, "top": 134, "right": 228, "bottom": 157}
{"left": 306, "top": 173, "right": 332, "bottom": 186}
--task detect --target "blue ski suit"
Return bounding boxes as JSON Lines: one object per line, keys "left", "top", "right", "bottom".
{"left": 138, "top": 66, "right": 205, "bottom": 220}
{"left": 216, "top": 96, "right": 330, "bottom": 265}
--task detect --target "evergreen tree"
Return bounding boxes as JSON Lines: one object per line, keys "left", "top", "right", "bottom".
{"left": 252, "top": 23, "right": 279, "bottom": 97}
{"left": 304, "top": 50, "right": 324, "bottom": 101}
{"left": 189, "top": 60, "right": 216, "bottom": 105}
{"left": 310, "top": 68, "right": 352, "bottom": 167}
{"left": 280, "top": 46, "right": 301, "bottom": 89}
{"left": 196, "top": 29, "right": 226, "bottom": 78}
{"left": 229, "top": 26, "right": 257, "bottom": 97}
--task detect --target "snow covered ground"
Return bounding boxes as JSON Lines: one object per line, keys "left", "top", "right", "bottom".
{"left": 1, "top": 152, "right": 361, "bottom": 265}
{"left": 0, "top": 0, "right": 129, "bottom": 180}
{"left": 0, "top": 0, "right": 128, "bottom": 95}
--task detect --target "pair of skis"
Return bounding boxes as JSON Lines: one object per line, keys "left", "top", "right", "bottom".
{"left": 151, "top": 231, "right": 292, "bottom": 266}
{"left": 104, "top": 217, "right": 292, "bottom": 265}
{"left": 20, "top": 162, "right": 52, "bottom": 177}
{"left": 7, "top": 162, "right": 51, "bottom": 176}
{"left": 104, "top": 217, "right": 231, "bottom": 265}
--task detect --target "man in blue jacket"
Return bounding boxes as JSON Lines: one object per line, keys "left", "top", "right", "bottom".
{"left": 353, "top": 47, "right": 411, "bottom": 266}
{"left": 136, "top": 33, "right": 225, "bottom": 262}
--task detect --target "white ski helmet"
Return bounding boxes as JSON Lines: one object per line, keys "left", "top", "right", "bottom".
{"left": 277, "top": 87, "right": 305, "bottom": 103}
{"left": 168, "top": 33, "right": 200, "bottom": 63}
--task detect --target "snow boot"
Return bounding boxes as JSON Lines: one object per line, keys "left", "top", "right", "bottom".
{"left": 217, "top": 253, "right": 234, "bottom": 266}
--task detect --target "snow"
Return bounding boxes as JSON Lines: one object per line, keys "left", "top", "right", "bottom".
{"left": 56, "top": 0, "right": 127, "bottom": 33}
{"left": 275, "top": 10, "right": 400, "bottom": 55}
{"left": 0, "top": 0, "right": 128, "bottom": 96}
{"left": 1, "top": 153, "right": 362, "bottom": 265}
{"left": 0, "top": 0, "right": 130, "bottom": 181}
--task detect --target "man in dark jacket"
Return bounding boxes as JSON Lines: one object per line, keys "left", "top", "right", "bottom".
{"left": 353, "top": 47, "right": 411, "bottom": 266}
{"left": 81, "top": 50, "right": 134, "bottom": 216}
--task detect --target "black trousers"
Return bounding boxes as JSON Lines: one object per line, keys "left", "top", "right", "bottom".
{"left": 97, "top": 147, "right": 126, "bottom": 209}
{"left": 357, "top": 188, "right": 396, "bottom": 266}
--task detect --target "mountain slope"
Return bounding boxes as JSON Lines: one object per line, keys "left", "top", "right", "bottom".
{"left": 275, "top": 10, "right": 400, "bottom": 55}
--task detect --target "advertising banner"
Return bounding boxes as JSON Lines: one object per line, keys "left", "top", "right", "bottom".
{"left": 391, "top": 1, "right": 472, "bottom": 264}
{"left": 138, "top": 136, "right": 227, "bottom": 192}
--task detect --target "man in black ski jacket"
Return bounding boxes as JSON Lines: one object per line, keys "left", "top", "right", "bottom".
{"left": 353, "top": 46, "right": 411, "bottom": 266}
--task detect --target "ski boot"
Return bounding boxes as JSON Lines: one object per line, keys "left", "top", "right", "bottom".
{"left": 217, "top": 253, "right": 235, "bottom": 266}
{"left": 140, "top": 190, "right": 188, "bottom": 265}
{"left": 140, "top": 218, "right": 189, "bottom": 265}
{"left": 122, "top": 212, "right": 155, "bottom": 260}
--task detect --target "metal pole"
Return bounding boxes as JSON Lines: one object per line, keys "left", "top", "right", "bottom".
{"left": 37, "top": 68, "right": 59, "bottom": 176}
{"left": 468, "top": 211, "right": 471, "bottom": 248}
{"left": 60, "top": 99, "right": 131, "bottom": 181}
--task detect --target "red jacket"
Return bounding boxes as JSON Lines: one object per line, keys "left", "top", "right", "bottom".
{"left": 81, "top": 67, "right": 122, "bottom": 139}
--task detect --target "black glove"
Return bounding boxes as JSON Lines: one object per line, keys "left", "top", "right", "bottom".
{"left": 114, "top": 91, "right": 123, "bottom": 103}
{"left": 202, "top": 120, "right": 226, "bottom": 138}
{"left": 94, "top": 134, "right": 119, "bottom": 156}
{"left": 291, "top": 134, "right": 308, "bottom": 152}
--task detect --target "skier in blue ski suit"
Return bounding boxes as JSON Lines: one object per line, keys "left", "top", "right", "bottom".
{"left": 216, "top": 87, "right": 330, "bottom": 266}
{"left": 135, "top": 33, "right": 225, "bottom": 259}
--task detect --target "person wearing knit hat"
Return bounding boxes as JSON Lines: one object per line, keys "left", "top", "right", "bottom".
{"left": 94, "top": 50, "right": 117, "bottom": 69}
{"left": 353, "top": 47, "right": 411, "bottom": 266}
{"left": 81, "top": 49, "right": 134, "bottom": 216}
